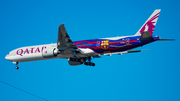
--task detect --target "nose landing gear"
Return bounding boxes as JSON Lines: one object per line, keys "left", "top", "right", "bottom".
{"left": 15, "top": 66, "right": 19, "bottom": 69}
{"left": 13, "top": 62, "right": 19, "bottom": 70}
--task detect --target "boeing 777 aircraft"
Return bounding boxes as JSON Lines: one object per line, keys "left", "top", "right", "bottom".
{"left": 5, "top": 9, "right": 173, "bottom": 69}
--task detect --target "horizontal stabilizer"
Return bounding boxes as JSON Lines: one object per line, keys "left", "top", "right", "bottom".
{"left": 127, "top": 49, "right": 149, "bottom": 53}
{"left": 158, "top": 39, "right": 175, "bottom": 41}
{"left": 127, "top": 50, "right": 141, "bottom": 53}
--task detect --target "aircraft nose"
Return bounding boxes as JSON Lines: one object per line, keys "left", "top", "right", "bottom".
{"left": 5, "top": 53, "right": 17, "bottom": 61}
{"left": 5, "top": 54, "right": 10, "bottom": 60}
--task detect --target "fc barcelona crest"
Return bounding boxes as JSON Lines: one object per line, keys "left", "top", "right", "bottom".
{"left": 101, "top": 40, "right": 109, "bottom": 50}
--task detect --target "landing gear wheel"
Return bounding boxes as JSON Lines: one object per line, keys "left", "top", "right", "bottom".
{"left": 75, "top": 58, "right": 80, "bottom": 62}
{"left": 84, "top": 62, "right": 95, "bottom": 66}
{"left": 84, "top": 62, "right": 88, "bottom": 65}
{"left": 80, "top": 58, "right": 85, "bottom": 64}
{"left": 84, "top": 57, "right": 95, "bottom": 66}
{"left": 15, "top": 66, "right": 19, "bottom": 70}
{"left": 84, "top": 62, "right": 90, "bottom": 66}
{"left": 91, "top": 63, "right": 95, "bottom": 66}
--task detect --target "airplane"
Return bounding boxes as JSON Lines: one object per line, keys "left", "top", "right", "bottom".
{"left": 5, "top": 9, "right": 174, "bottom": 69}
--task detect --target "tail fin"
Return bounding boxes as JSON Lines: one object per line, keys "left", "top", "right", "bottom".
{"left": 135, "top": 9, "right": 161, "bottom": 36}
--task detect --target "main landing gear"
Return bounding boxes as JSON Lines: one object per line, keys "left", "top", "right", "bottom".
{"left": 84, "top": 57, "right": 95, "bottom": 66}
{"left": 70, "top": 57, "right": 95, "bottom": 66}
{"left": 84, "top": 62, "right": 95, "bottom": 66}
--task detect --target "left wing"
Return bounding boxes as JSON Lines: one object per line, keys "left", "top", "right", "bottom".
{"left": 104, "top": 49, "right": 148, "bottom": 56}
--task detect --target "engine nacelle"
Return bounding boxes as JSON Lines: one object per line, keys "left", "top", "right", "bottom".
{"left": 68, "top": 59, "right": 83, "bottom": 66}
{"left": 42, "top": 48, "right": 60, "bottom": 58}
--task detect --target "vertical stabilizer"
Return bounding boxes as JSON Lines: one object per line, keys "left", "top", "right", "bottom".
{"left": 135, "top": 9, "right": 161, "bottom": 36}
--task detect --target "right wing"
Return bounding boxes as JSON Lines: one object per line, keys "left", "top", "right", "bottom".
{"left": 57, "top": 24, "right": 78, "bottom": 50}
{"left": 57, "top": 24, "right": 99, "bottom": 58}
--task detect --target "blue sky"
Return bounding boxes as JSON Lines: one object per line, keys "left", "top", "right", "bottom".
{"left": 1, "top": 0, "right": 180, "bottom": 101}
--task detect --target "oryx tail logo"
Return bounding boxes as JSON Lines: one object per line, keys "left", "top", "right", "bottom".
{"left": 135, "top": 9, "right": 161, "bottom": 36}
{"left": 101, "top": 40, "right": 109, "bottom": 50}
{"left": 140, "top": 12, "right": 160, "bottom": 35}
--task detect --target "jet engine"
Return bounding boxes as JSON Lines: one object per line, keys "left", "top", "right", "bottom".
{"left": 68, "top": 58, "right": 84, "bottom": 66}
{"left": 42, "top": 48, "right": 60, "bottom": 58}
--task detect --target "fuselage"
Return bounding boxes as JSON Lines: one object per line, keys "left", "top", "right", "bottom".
{"left": 5, "top": 35, "right": 160, "bottom": 62}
